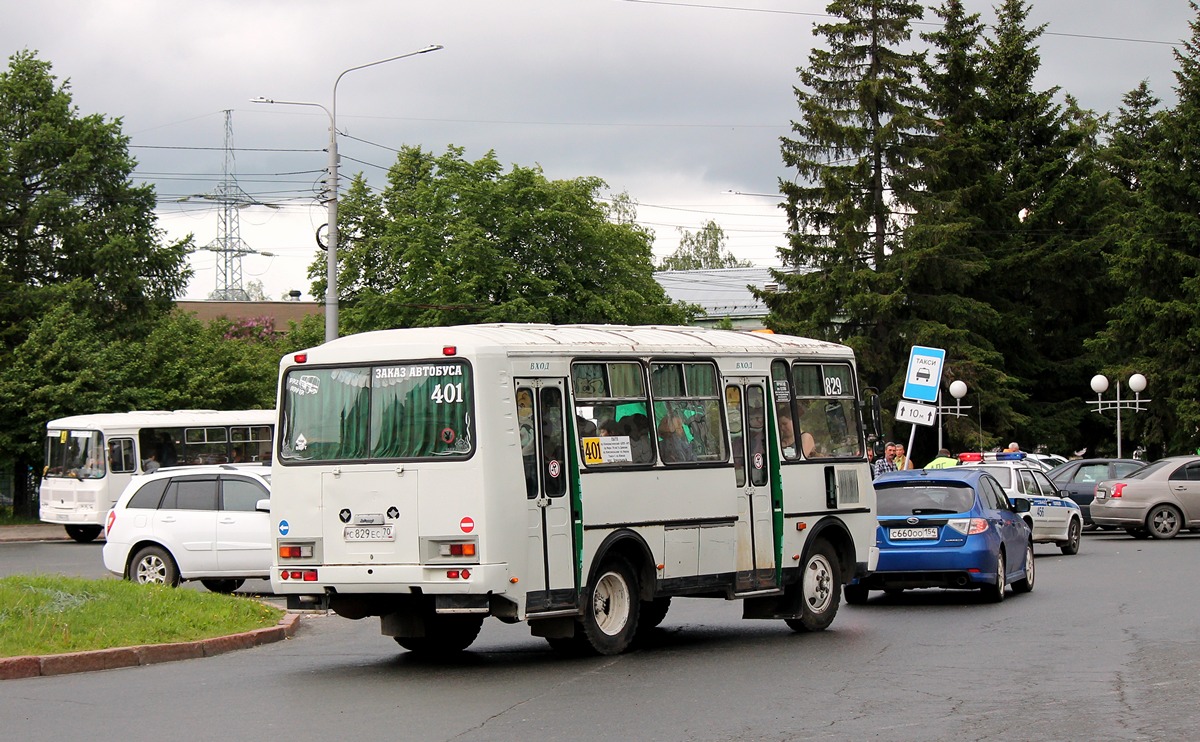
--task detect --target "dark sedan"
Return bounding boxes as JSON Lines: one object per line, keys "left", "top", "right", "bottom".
{"left": 1047, "top": 458, "right": 1146, "bottom": 528}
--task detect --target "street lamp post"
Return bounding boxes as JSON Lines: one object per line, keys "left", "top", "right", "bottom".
{"left": 937, "top": 380, "right": 971, "bottom": 452}
{"left": 1088, "top": 373, "right": 1149, "bottom": 458}
{"left": 252, "top": 43, "right": 443, "bottom": 342}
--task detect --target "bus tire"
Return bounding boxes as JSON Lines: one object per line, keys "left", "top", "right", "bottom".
{"left": 785, "top": 540, "right": 841, "bottom": 633}
{"left": 639, "top": 597, "right": 671, "bottom": 633}
{"left": 580, "top": 556, "right": 640, "bottom": 655}
{"left": 65, "top": 525, "right": 102, "bottom": 543}
{"left": 394, "top": 614, "right": 484, "bottom": 656}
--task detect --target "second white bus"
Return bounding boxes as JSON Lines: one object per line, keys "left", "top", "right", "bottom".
{"left": 40, "top": 409, "right": 274, "bottom": 542}
{"left": 270, "top": 324, "right": 880, "bottom": 656}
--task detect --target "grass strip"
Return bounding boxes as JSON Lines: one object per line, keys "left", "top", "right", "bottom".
{"left": 0, "top": 574, "right": 283, "bottom": 658}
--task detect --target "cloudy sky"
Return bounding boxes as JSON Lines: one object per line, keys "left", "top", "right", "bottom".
{"left": 3, "top": 0, "right": 1195, "bottom": 301}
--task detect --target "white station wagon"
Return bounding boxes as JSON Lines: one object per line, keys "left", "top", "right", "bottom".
{"left": 957, "top": 453, "right": 1083, "bottom": 555}
{"left": 102, "top": 464, "right": 272, "bottom": 593}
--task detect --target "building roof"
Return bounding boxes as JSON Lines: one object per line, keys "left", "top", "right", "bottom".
{"left": 176, "top": 300, "right": 322, "bottom": 327}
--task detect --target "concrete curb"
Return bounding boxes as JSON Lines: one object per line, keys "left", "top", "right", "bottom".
{"left": 0, "top": 612, "right": 301, "bottom": 680}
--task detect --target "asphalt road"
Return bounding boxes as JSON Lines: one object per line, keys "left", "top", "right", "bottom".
{"left": 2, "top": 532, "right": 1198, "bottom": 741}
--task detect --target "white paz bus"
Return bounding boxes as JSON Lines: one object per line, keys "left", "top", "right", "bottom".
{"left": 270, "top": 324, "right": 880, "bottom": 656}
{"left": 40, "top": 409, "right": 274, "bottom": 542}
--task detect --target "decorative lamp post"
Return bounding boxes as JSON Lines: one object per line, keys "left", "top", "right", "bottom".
{"left": 252, "top": 44, "right": 443, "bottom": 342}
{"left": 937, "top": 380, "right": 971, "bottom": 452}
{"left": 1088, "top": 373, "right": 1149, "bottom": 458}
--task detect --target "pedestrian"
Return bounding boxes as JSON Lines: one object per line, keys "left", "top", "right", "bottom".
{"left": 1006, "top": 441, "right": 1021, "bottom": 453}
{"left": 924, "top": 448, "right": 958, "bottom": 469}
{"left": 894, "top": 442, "right": 914, "bottom": 470}
{"left": 873, "top": 441, "right": 898, "bottom": 478}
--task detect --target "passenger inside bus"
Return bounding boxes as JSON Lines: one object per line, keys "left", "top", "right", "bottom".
{"left": 657, "top": 413, "right": 696, "bottom": 463}
{"left": 625, "top": 413, "right": 654, "bottom": 464}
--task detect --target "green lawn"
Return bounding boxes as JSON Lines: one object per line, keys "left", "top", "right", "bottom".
{"left": 0, "top": 575, "right": 284, "bottom": 657}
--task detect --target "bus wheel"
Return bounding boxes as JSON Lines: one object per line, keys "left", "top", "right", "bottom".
{"left": 65, "top": 525, "right": 102, "bottom": 543}
{"left": 394, "top": 615, "right": 484, "bottom": 656}
{"left": 785, "top": 540, "right": 841, "bottom": 633}
{"left": 580, "top": 557, "right": 640, "bottom": 655}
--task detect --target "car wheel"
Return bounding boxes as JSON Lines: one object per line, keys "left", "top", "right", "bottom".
{"left": 200, "top": 579, "right": 245, "bottom": 594}
{"left": 579, "top": 557, "right": 640, "bottom": 655}
{"left": 843, "top": 584, "right": 869, "bottom": 605}
{"left": 1147, "top": 504, "right": 1183, "bottom": 539}
{"left": 65, "top": 525, "right": 102, "bottom": 543}
{"left": 1012, "top": 543, "right": 1035, "bottom": 594}
{"left": 128, "top": 545, "right": 180, "bottom": 587}
{"left": 785, "top": 540, "right": 842, "bottom": 632}
{"left": 1126, "top": 527, "right": 1151, "bottom": 539}
{"left": 1059, "top": 518, "right": 1082, "bottom": 555}
{"left": 981, "top": 550, "right": 1006, "bottom": 603}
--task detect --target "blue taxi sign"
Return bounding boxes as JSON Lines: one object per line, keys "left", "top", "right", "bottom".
{"left": 903, "top": 346, "right": 945, "bottom": 403}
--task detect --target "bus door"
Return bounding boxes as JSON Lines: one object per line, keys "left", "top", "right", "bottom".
{"left": 725, "top": 379, "right": 778, "bottom": 592}
{"left": 516, "top": 379, "right": 578, "bottom": 612}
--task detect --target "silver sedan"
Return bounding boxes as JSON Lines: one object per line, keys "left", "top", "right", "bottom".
{"left": 1092, "top": 455, "right": 1200, "bottom": 538}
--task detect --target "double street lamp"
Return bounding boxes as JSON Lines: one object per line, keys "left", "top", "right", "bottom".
{"left": 252, "top": 44, "right": 443, "bottom": 342}
{"left": 1088, "top": 373, "right": 1149, "bottom": 458}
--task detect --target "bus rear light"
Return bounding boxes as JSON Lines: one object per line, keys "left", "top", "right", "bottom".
{"left": 446, "top": 570, "right": 459, "bottom": 579}
{"left": 443, "top": 346, "right": 456, "bottom": 356}
{"left": 279, "top": 569, "right": 318, "bottom": 581}
{"left": 294, "top": 353, "right": 307, "bottom": 363}
{"left": 279, "top": 544, "right": 314, "bottom": 558}
{"left": 445, "top": 569, "right": 472, "bottom": 580}
{"left": 440, "top": 542, "right": 476, "bottom": 557}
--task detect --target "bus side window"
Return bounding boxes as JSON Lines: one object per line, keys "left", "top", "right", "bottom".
{"left": 108, "top": 438, "right": 137, "bottom": 473}
{"left": 517, "top": 387, "right": 538, "bottom": 498}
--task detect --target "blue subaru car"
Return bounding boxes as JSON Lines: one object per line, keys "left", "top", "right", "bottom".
{"left": 847, "top": 468, "right": 1035, "bottom": 603}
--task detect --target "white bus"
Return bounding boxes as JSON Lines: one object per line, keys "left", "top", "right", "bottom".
{"left": 270, "top": 324, "right": 880, "bottom": 656}
{"left": 40, "top": 409, "right": 275, "bottom": 542}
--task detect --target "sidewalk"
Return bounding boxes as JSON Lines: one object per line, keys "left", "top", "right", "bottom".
{"left": 0, "top": 524, "right": 72, "bottom": 542}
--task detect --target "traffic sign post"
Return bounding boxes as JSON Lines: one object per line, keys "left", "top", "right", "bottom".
{"left": 896, "top": 399, "right": 937, "bottom": 427}
{"left": 897, "top": 346, "right": 947, "bottom": 469}
{"left": 903, "top": 346, "right": 946, "bottom": 403}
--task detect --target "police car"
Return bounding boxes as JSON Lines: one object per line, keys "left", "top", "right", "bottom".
{"left": 957, "top": 452, "right": 1083, "bottom": 555}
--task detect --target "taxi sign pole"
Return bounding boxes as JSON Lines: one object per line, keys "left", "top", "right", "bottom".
{"left": 901, "top": 346, "right": 946, "bottom": 467}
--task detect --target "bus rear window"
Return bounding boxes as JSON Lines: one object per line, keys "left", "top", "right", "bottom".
{"left": 280, "top": 362, "right": 474, "bottom": 462}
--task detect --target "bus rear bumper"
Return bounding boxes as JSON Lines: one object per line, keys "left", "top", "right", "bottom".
{"left": 271, "top": 563, "right": 512, "bottom": 599}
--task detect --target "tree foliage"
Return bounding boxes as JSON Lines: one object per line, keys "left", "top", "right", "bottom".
{"left": 324, "top": 145, "right": 689, "bottom": 333}
{"left": 0, "top": 50, "right": 192, "bottom": 338}
{"left": 1089, "top": 1, "right": 1200, "bottom": 456}
{"left": 658, "top": 220, "right": 752, "bottom": 271}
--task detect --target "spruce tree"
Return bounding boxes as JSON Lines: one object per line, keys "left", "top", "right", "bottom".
{"left": 1091, "top": 3, "right": 1200, "bottom": 455}
{"left": 761, "top": 0, "right": 927, "bottom": 413}
{"left": 969, "top": 0, "right": 1115, "bottom": 452}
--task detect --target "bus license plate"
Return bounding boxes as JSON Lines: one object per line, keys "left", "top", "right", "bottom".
{"left": 344, "top": 525, "right": 394, "bottom": 542}
{"left": 890, "top": 527, "right": 938, "bottom": 540}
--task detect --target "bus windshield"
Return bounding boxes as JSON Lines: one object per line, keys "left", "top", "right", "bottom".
{"left": 279, "top": 362, "right": 475, "bottom": 462}
{"left": 44, "top": 430, "right": 106, "bottom": 479}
